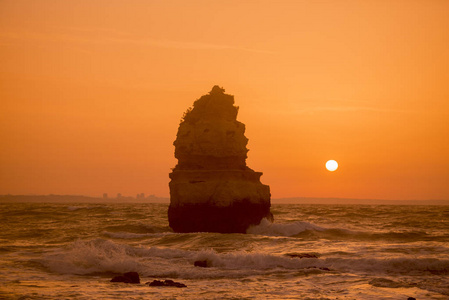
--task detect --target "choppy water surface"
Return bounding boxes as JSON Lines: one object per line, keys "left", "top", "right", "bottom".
{"left": 0, "top": 203, "right": 448, "bottom": 299}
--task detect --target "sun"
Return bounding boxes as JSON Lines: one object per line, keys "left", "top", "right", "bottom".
{"left": 326, "top": 160, "right": 338, "bottom": 172}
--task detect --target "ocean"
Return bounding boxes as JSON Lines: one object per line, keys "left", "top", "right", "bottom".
{"left": 0, "top": 203, "right": 448, "bottom": 299}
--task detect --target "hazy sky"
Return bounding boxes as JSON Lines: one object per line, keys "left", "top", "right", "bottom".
{"left": 1, "top": 0, "right": 448, "bottom": 200}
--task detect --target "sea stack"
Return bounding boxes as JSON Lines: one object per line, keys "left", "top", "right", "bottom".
{"left": 168, "top": 86, "right": 272, "bottom": 233}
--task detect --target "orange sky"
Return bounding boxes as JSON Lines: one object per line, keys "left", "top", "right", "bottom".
{"left": 1, "top": 0, "right": 448, "bottom": 200}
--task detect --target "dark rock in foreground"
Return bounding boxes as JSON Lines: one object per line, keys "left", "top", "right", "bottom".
{"left": 110, "top": 272, "right": 140, "bottom": 284}
{"left": 147, "top": 279, "right": 187, "bottom": 288}
{"left": 169, "top": 86, "right": 272, "bottom": 233}
{"left": 194, "top": 259, "right": 211, "bottom": 268}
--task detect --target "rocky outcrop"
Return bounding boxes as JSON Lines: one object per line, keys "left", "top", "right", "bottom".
{"left": 110, "top": 272, "right": 140, "bottom": 284}
{"left": 147, "top": 279, "right": 187, "bottom": 288}
{"left": 168, "top": 86, "right": 272, "bottom": 233}
{"left": 194, "top": 259, "right": 212, "bottom": 268}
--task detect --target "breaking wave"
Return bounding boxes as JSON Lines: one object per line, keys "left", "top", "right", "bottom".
{"left": 38, "top": 238, "right": 449, "bottom": 279}
{"left": 247, "top": 218, "right": 448, "bottom": 242}
{"left": 247, "top": 218, "right": 325, "bottom": 236}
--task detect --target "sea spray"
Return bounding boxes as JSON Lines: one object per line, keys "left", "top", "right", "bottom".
{"left": 247, "top": 218, "right": 325, "bottom": 236}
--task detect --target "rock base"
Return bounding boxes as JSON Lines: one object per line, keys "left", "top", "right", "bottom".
{"left": 168, "top": 200, "right": 272, "bottom": 233}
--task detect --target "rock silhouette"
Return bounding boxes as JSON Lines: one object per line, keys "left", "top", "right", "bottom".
{"left": 194, "top": 259, "right": 211, "bottom": 267}
{"left": 168, "top": 86, "right": 272, "bottom": 233}
{"left": 110, "top": 272, "right": 140, "bottom": 284}
{"left": 147, "top": 279, "right": 187, "bottom": 288}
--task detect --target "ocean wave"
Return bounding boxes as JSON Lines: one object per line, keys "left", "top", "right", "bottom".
{"left": 102, "top": 231, "right": 172, "bottom": 239}
{"left": 39, "top": 239, "right": 147, "bottom": 275}
{"left": 297, "top": 228, "right": 448, "bottom": 242}
{"left": 247, "top": 218, "right": 325, "bottom": 236}
{"left": 103, "top": 223, "right": 168, "bottom": 234}
{"left": 191, "top": 248, "right": 321, "bottom": 270}
{"left": 369, "top": 277, "right": 449, "bottom": 296}
{"left": 190, "top": 250, "right": 449, "bottom": 275}
{"left": 38, "top": 238, "right": 199, "bottom": 276}
{"left": 38, "top": 238, "right": 322, "bottom": 278}
{"left": 38, "top": 238, "right": 449, "bottom": 279}
{"left": 66, "top": 206, "right": 85, "bottom": 211}
{"left": 326, "top": 257, "right": 449, "bottom": 275}
{"left": 65, "top": 205, "right": 106, "bottom": 211}
{"left": 247, "top": 218, "right": 447, "bottom": 242}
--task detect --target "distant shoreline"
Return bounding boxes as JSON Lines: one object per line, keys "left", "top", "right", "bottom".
{"left": 0, "top": 194, "right": 169, "bottom": 204}
{"left": 1, "top": 195, "right": 448, "bottom": 205}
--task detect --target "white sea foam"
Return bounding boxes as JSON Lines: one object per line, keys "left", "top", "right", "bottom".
{"left": 190, "top": 251, "right": 449, "bottom": 278}
{"left": 41, "top": 239, "right": 147, "bottom": 275}
{"left": 40, "top": 237, "right": 449, "bottom": 281}
{"left": 247, "top": 218, "right": 325, "bottom": 236}
{"left": 39, "top": 238, "right": 320, "bottom": 277}
{"left": 192, "top": 248, "right": 320, "bottom": 270}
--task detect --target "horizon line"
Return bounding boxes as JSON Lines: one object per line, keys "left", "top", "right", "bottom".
{"left": 1, "top": 194, "right": 448, "bottom": 205}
